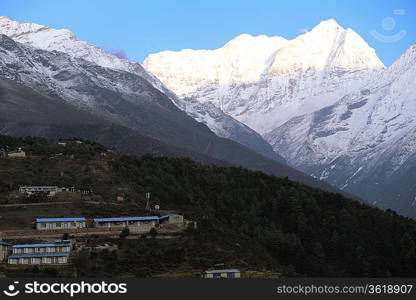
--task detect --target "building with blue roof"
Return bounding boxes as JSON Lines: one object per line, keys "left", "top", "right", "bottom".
{"left": 8, "top": 242, "right": 72, "bottom": 266}
{"left": 35, "top": 217, "right": 86, "bottom": 230}
{"left": 93, "top": 216, "right": 159, "bottom": 230}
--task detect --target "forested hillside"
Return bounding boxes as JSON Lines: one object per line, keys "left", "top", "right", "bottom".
{"left": 1, "top": 135, "right": 415, "bottom": 277}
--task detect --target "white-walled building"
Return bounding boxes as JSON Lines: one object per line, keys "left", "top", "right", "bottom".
{"left": 7, "top": 242, "right": 72, "bottom": 265}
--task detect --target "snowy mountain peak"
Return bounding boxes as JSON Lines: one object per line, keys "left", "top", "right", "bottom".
{"left": 145, "top": 19, "right": 385, "bottom": 133}
{"left": 0, "top": 16, "right": 174, "bottom": 96}
{"left": 0, "top": 16, "right": 76, "bottom": 44}
{"left": 311, "top": 18, "right": 343, "bottom": 32}
{"left": 223, "top": 33, "right": 287, "bottom": 49}
{"left": 267, "top": 19, "right": 384, "bottom": 76}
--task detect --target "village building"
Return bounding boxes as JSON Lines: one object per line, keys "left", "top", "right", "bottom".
{"left": 7, "top": 148, "right": 26, "bottom": 158}
{"left": 19, "top": 186, "right": 77, "bottom": 196}
{"left": 159, "top": 214, "right": 184, "bottom": 225}
{"left": 19, "top": 186, "right": 60, "bottom": 196}
{"left": 93, "top": 216, "right": 159, "bottom": 229}
{"left": 0, "top": 239, "right": 12, "bottom": 262}
{"left": 202, "top": 269, "right": 241, "bottom": 279}
{"left": 7, "top": 242, "right": 71, "bottom": 265}
{"left": 36, "top": 218, "right": 86, "bottom": 230}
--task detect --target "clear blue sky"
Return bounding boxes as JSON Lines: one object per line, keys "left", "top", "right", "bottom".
{"left": 2, "top": 0, "right": 415, "bottom": 65}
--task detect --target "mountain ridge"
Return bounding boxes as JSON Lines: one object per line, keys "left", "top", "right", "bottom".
{"left": 0, "top": 16, "right": 281, "bottom": 161}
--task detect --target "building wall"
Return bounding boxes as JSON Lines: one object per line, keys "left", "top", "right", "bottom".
{"left": 8, "top": 151, "right": 26, "bottom": 158}
{"left": 36, "top": 221, "right": 86, "bottom": 230}
{"left": 94, "top": 220, "right": 158, "bottom": 229}
{"left": 0, "top": 245, "right": 11, "bottom": 261}
{"left": 203, "top": 272, "right": 241, "bottom": 278}
{"left": 168, "top": 215, "right": 184, "bottom": 224}
{"left": 8, "top": 256, "right": 68, "bottom": 265}
{"left": 13, "top": 246, "right": 71, "bottom": 255}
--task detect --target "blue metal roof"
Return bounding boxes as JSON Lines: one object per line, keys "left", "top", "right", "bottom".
{"left": 8, "top": 253, "right": 70, "bottom": 259}
{"left": 36, "top": 218, "right": 86, "bottom": 222}
{"left": 13, "top": 243, "right": 71, "bottom": 248}
{"left": 93, "top": 216, "right": 159, "bottom": 222}
{"left": 159, "top": 215, "right": 170, "bottom": 220}
{"left": 204, "top": 269, "right": 241, "bottom": 274}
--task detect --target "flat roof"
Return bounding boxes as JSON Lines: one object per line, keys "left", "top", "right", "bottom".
{"left": 8, "top": 253, "right": 70, "bottom": 259}
{"left": 36, "top": 218, "right": 86, "bottom": 222}
{"left": 20, "top": 186, "right": 59, "bottom": 188}
{"left": 204, "top": 269, "right": 241, "bottom": 274}
{"left": 13, "top": 243, "right": 71, "bottom": 248}
{"left": 93, "top": 216, "right": 159, "bottom": 222}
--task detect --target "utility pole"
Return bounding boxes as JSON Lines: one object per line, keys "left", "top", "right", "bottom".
{"left": 145, "top": 192, "right": 151, "bottom": 211}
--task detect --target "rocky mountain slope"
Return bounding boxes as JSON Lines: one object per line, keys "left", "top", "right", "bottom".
{"left": 0, "top": 76, "right": 227, "bottom": 163}
{"left": 266, "top": 44, "right": 416, "bottom": 217}
{"left": 0, "top": 16, "right": 282, "bottom": 162}
{"left": 145, "top": 19, "right": 416, "bottom": 217}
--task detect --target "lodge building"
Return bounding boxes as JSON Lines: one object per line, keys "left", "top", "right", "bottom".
{"left": 93, "top": 216, "right": 159, "bottom": 229}
{"left": 7, "top": 242, "right": 72, "bottom": 265}
{"left": 35, "top": 218, "right": 87, "bottom": 230}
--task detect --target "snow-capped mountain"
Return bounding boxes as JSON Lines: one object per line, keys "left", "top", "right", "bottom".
{"left": 0, "top": 33, "right": 342, "bottom": 194}
{"left": 266, "top": 44, "right": 416, "bottom": 216}
{"left": 144, "top": 19, "right": 385, "bottom": 134}
{"left": 0, "top": 16, "right": 281, "bottom": 161}
{"left": 144, "top": 19, "right": 416, "bottom": 217}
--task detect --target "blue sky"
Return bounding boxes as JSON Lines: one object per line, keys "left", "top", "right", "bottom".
{"left": 1, "top": 0, "right": 415, "bottom": 65}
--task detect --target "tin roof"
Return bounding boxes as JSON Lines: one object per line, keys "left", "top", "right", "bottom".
{"left": 8, "top": 253, "right": 70, "bottom": 259}
{"left": 36, "top": 218, "right": 86, "bottom": 222}
{"left": 13, "top": 243, "right": 71, "bottom": 248}
{"left": 93, "top": 216, "right": 159, "bottom": 222}
{"left": 204, "top": 269, "right": 240, "bottom": 274}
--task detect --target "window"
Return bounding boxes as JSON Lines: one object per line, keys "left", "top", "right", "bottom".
{"left": 32, "top": 258, "right": 40, "bottom": 264}
{"left": 227, "top": 272, "right": 235, "bottom": 278}
{"left": 43, "top": 257, "right": 52, "bottom": 264}
{"left": 56, "top": 223, "right": 62, "bottom": 228}
{"left": 41, "top": 223, "right": 46, "bottom": 228}
{"left": 58, "top": 257, "right": 66, "bottom": 264}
